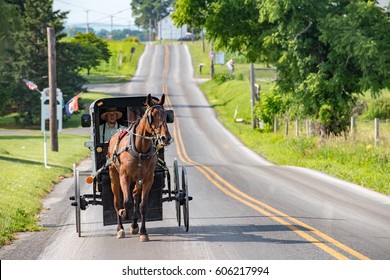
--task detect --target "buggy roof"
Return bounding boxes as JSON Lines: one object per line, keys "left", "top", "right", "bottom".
{"left": 89, "top": 95, "right": 154, "bottom": 113}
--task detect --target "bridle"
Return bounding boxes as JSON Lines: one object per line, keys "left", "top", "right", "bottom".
{"left": 133, "top": 105, "right": 168, "bottom": 144}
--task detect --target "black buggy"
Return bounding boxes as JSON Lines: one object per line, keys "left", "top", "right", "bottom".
{"left": 70, "top": 95, "right": 191, "bottom": 237}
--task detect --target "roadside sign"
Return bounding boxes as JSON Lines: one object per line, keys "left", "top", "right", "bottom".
{"left": 41, "top": 88, "right": 63, "bottom": 133}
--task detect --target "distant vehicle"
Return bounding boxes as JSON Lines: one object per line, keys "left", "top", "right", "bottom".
{"left": 178, "top": 32, "right": 195, "bottom": 41}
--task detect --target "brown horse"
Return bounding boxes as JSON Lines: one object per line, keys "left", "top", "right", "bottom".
{"left": 107, "top": 94, "right": 171, "bottom": 241}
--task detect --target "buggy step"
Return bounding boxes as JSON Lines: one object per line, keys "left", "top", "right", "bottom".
{"left": 70, "top": 194, "right": 103, "bottom": 209}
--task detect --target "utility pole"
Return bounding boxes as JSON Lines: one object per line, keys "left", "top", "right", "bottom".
{"left": 210, "top": 41, "right": 214, "bottom": 78}
{"left": 249, "top": 63, "right": 257, "bottom": 129}
{"left": 47, "top": 27, "right": 58, "bottom": 151}
{"left": 156, "top": 14, "right": 159, "bottom": 41}
{"left": 149, "top": 18, "right": 152, "bottom": 41}
{"left": 110, "top": 16, "right": 113, "bottom": 38}
{"left": 202, "top": 28, "right": 205, "bottom": 53}
{"left": 85, "top": 10, "right": 89, "bottom": 33}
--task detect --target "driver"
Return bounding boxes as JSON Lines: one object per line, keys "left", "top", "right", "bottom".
{"left": 99, "top": 107, "right": 126, "bottom": 143}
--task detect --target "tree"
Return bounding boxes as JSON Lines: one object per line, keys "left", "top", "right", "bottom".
{"left": 9, "top": 0, "right": 68, "bottom": 125}
{"left": 173, "top": 0, "right": 264, "bottom": 60}
{"left": 56, "top": 42, "right": 87, "bottom": 96}
{"left": 0, "top": 0, "right": 21, "bottom": 116}
{"left": 71, "top": 32, "right": 111, "bottom": 75}
{"left": 2, "top": 0, "right": 89, "bottom": 125}
{"left": 131, "top": 0, "right": 174, "bottom": 38}
{"left": 173, "top": 0, "right": 390, "bottom": 134}
{"left": 65, "top": 26, "right": 95, "bottom": 38}
{"left": 96, "top": 29, "right": 110, "bottom": 39}
{"left": 262, "top": 0, "right": 390, "bottom": 134}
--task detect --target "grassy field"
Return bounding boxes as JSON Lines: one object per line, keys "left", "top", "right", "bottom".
{"left": 0, "top": 90, "right": 110, "bottom": 247}
{"left": 0, "top": 133, "right": 90, "bottom": 246}
{"left": 0, "top": 91, "right": 112, "bottom": 247}
{"left": 184, "top": 40, "right": 390, "bottom": 196}
{"left": 198, "top": 79, "right": 390, "bottom": 195}
{"left": 83, "top": 40, "right": 145, "bottom": 82}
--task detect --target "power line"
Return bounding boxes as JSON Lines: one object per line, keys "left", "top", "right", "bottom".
{"left": 89, "top": 8, "right": 131, "bottom": 24}
{"left": 55, "top": 1, "right": 132, "bottom": 25}
{"left": 55, "top": 0, "right": 107, "bottom": 17}
{"left": 55, "top": 1, "right": 134, "bottom": 32}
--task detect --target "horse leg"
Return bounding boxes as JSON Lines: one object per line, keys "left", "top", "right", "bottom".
{"left": 120, "top": 175, "right": 138, "bottom": 235}
{"left": 128, "top": 182, "right": 139, "bottom": 234}
{"left": 131, "top": 194, "right": 140, "bottom": 234}
{"left": 139, "top": 191, "right": 150, "bottom": 242}
{"left": 119, "top": 173, "right": 131, "bottom": 221}
{"left": 110, "top": 167, "right": 125, "bottom": 239}
{"left": 131, "top": 183, "right": 142, "bottom": 235}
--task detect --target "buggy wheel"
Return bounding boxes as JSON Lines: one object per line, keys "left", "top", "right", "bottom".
{"left": 173, "top": 159, "right": 181, "bottom": 226}
{"left": 182, "top": 166, "right": 190, "bottom": 232}
{"left": 74, "top": 165, "right": 81, "bottom": 237}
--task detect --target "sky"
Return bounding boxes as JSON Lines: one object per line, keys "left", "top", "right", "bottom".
{"left": 379, "top": 0, "right": 390, "bottom": 7}
{"left": 53, "top": 0, "right": 135, "bottom": 30}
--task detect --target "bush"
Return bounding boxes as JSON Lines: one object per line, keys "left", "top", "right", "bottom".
{"left": 363, "top": 95, "right": 390, "bottom": 120}
{"left": 124, "top": 36, "right": 140, "bottom": 43}
{"left": 212, "top": 73, "right": 234, "bottom": 84}
{"left": 255, "top": 91, "right": 284, "bottom": 131}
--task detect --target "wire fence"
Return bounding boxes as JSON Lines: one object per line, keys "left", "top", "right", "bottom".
{"left": 271, "top": 117, "right": 390, "bottom": 145}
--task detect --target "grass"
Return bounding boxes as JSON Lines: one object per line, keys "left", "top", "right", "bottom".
{"left": 0, "top": 90, "right": 109, "bottom": 247}
{"left": 0, "top": 133, "right": 90, "bottom": 246}
{"left": 183, "top": 40, "right": 390, "bottom": 196}
{"left": 83, "top": 40, "right": 145, "bottom": 81}
{"left": 0, "top": 91, "right": 109, "bottom": 247}
{"left": 199, "top": 78, "right": 390, "bottom": 195}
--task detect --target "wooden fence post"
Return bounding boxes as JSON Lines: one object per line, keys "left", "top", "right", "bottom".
{"left": 285, "top": 119, "right": 289, "bottom": 136}
{"left": 306, "top": 119, "right": 309, "bottom": 137}
{"left": 274, "top": 117, "right": 278, "bottom": 133}
{"left": 375, "top": 118, "right": 379, "bottom": 143}
{"left": 350, "top": 116, "right": 355, "bottom": 135}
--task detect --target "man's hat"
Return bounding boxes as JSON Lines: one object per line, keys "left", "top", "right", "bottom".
{"left": 101, "top": 107, "right": 122, "bottom": 121}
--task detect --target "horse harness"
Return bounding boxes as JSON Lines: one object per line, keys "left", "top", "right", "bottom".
{"left": 105, "top": 105, "right": 166, "bottom": 187}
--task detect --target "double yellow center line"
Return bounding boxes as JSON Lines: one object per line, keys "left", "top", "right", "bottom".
{"left": 162, "top": 44, "right": 369, "bottom": 260}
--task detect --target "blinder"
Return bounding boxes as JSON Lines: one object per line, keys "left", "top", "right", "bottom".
{"left": 166, "top": 110, "right": 174, "bottom": 123}
{"left": 147, "top": 112, "right": 153, "bottom": 126}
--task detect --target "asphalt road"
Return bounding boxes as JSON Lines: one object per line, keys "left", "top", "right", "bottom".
{"left": 1, "top": 43, "right": 390, "bottom": 260}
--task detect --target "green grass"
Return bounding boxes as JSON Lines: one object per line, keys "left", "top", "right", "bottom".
{"left": 183, "top": 40, "right": 390, "bottom": 196}
{"left": 83, "top": 41, "right": 145, "bottom": 81}
{"left": 199, "top": 78, "right": 390, "bottom": 195}
{"left": 0, "top": 90, "right": 109, "bottom": 247}
{"left": 0, "top": 133, "right": 89, "bottom": 246}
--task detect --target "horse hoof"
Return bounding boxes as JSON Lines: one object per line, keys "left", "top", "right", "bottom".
{"left": 140, "top": 234, "right": 149, "bottom": 242}
{"left": 130, "top": 225, "right": 139, "bottom": 235}
{"left": 116, "top": 229, "right": 125, "bottom": 239}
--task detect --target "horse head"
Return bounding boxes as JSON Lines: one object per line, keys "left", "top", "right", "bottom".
{"left": 145, "top": 94, "right": 172, "bottom": 148}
